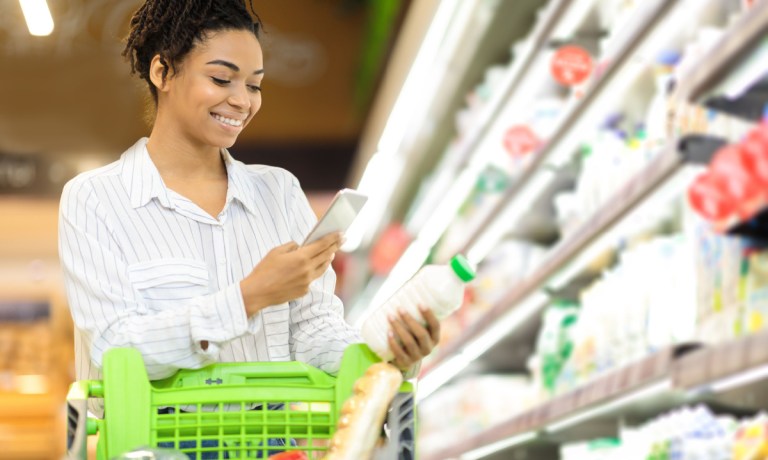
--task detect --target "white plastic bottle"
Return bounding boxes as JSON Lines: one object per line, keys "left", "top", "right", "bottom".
{"left": 361, "top": 255, "right": 476, "bottom": 361}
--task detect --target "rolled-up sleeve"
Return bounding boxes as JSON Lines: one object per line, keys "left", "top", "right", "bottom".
{"left": 59, "top": 178, "right": 249, "bottom": 379}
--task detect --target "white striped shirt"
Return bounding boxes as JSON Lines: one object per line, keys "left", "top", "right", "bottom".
{"left": 58, "top": 137, "right": 361, "bottom": 392}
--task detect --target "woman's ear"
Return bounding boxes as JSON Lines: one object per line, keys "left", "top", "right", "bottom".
{"left": 148, "top": 55, "right": 170, "bottom": 93}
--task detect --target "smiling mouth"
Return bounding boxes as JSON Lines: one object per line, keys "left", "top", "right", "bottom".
{"left": 211, "top": 113, "right": 244, "bottom": 128}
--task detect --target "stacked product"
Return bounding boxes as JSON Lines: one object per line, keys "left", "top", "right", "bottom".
{"left": 530, "top": 208, "right": 768, "bottom": 397}
{"left": 560, "top": 405, "right": 768, "bottom": 460}
{"left": 528, "top": 300, "right": 579, "bottom": 398}
{"left": 556, "top": 121, "right": 665, "bottom": 237}
{"left": 544, "top": 235, "right": 699, "bottom": 395}
{"left": 417, "top": 375, "right": 534, "bottom": 457}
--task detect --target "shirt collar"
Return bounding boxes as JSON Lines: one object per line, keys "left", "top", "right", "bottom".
{"left": 220, "top": 147, "right": 258, "bottom": 216}
{"left": 120, "top": 138, "right": 173, "bottom": 209}
{"left": 119, "top": 137, "right": 257, "bottom": 215}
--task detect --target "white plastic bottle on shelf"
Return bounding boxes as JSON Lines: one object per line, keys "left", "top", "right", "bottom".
{"left": 361, "top": 255, "right": 476, "bottom": 361}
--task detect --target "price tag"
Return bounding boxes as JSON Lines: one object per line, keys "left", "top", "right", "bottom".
{"left": 503, "top": 125, "right": 541, "bottom": 157}
{"left": 551, "top": 45, "right": 593, "bottom": 86}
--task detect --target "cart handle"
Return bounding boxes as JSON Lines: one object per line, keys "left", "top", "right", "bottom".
{"left": 151, "top": 360, "right": 338, "bottom": 390}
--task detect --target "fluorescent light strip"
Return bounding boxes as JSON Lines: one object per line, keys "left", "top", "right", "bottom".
{"left": 362, "top": 240, "right": 432, "bottom": 319}
{"left": 709, "top": 364, "right": 768, "bottom": 394}
{"left": 416, "top": 353, "right": 472, "bottom": 402}
{"left": 546, "top": 379, "right": 672, "bottom": 433}
{"left": 348, "top": 0, "right": 463, "bottom": 251}
{"left": 360, "top": 165, "right": 483, "bottom": 320}
{"left": 715, "top": 37, "right": 768, "bottom": 99}
{"left": 466, "top": 169, "right": 556, "bottom": 265}
{"left": 461, "top": 292, "right": 550, "bottom": 360}
{"left": 459, "top": 431, "right": 537, "bottom": 460}
{"left": 405, "top": 167, "right": 456, "bottom": 235}
{"left": 377, "top": 0, "right": 461, "bottom": 155}
{"left": 550, "top": 0, "right": 597, "bottom": 39}
{"left": 416, "top": 165, "right": 483, "bottom": 245}
{"left": 19, "top": 0, "right": 54, "bottom": 36}
{"left": 416, "top": 292, "right": 549, "bottom": 403}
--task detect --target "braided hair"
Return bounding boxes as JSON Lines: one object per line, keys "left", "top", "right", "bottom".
{"left": 123, "top": 0, "right": 262, "bottom": 104}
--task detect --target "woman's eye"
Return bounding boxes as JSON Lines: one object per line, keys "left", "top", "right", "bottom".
{"left": 211, "top": 77, "right": 230, "bottom": 85}
{"left": 248, "top": 85, "right": 261, "bottom": 93}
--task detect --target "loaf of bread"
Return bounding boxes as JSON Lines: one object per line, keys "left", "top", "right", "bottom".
{"left": 322, "top": 363, "right": 403, "bottom": 460}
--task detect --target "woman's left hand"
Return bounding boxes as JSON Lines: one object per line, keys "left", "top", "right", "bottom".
{"left": 388, "top": 306, "right": 441, "bottom": 372}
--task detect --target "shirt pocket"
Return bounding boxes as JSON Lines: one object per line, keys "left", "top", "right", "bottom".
{"left": 127, "top": 259, "right": 210, "bottom": 307}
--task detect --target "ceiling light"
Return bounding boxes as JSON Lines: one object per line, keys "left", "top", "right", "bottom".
{"left": 416, "top": 353, "right": 472, "bottom": 402}
{"left": 19, "top": 0, "right": 54, "bottom": 37}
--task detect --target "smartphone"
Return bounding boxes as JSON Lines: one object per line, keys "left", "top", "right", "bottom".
{"left": 302, "top": 189, "right": 368, "bottom": 246}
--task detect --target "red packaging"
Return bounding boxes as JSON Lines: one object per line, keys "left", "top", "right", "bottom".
{"left": 267, "top": 452, "right": 309, "bottom": 460}
{"left": 688, "top": 171, "right": 738, "bottom": 229}
{"left": 710, "top": 145, "right": 765, "bottom": 219}
{"left": 739, "top": 126, "right": 768, "bottom": 187}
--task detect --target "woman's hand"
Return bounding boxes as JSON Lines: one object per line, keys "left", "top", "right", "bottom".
{"left": 387, "top": 306, "right": 441, "bottom": 372}
{"left": 240, "top": 232, "right": 343, "bottom": 316}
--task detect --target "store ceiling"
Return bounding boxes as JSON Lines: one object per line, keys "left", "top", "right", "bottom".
{"left": 0, "top": 0, "right": 404, "bottom": 194}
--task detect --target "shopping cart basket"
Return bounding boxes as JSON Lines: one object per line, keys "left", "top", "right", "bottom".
{"left": 66, "top": 344, "right": 415, "bottom": 459}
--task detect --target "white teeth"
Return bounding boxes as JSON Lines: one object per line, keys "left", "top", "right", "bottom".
{"left": 212, "top": 113, "right": 243, "bottom": 127}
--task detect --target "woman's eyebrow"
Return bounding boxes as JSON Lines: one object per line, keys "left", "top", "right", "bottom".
{"left": 206, "top": 59, "right": 264, "bottom": 75}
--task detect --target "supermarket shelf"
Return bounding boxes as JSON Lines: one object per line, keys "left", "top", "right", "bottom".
{"left": 421, "top": 0, "right": 768, "bottom": 382}
{"left": 676, "top": 0, "right": 768, "bottom": 105}
{"left": 677, "top": 328, "right": 768, "bottom": 408}
{"left": 424, "top": 331, "right": 768, "bottom": 460}
{"left": 368, "top": 0, "right": 677, "bottom": 318}
{"left": 388, "top": 0, "right": 573, "bottom": 243}
{"left": 450, "top": 0, "right": 571, "bottom": 170}
{"left": 424, "top": 346, "right": 688, "bottom": 460}
{"left": 421, "top": 145, "right": 683, "bottom": 377}
{"left": 454, "top": 0, "right": 675, "bottom": 262}
{"left": 352, "top": 0, "right": 574, "bottom": 314}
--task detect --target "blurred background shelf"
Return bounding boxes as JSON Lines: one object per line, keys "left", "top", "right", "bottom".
{"left": 418, "top": 114, "right": 751, "bottom": 391}
{"left": 425, "top": 329, "right": 768, "bottom": 460}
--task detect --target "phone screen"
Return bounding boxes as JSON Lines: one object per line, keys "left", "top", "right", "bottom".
{"left": 302, "top": 189, "right": 368, "bottom": 246}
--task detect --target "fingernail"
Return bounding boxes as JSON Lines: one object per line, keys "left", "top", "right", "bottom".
{"left": 419, "top": 305, "right": 429, "bottom": 312}
{"left": 388, "top": 314, "right": 396, "bottom": 323}
{"left": 398, "top": 308, "right": 406, "bottom": 315}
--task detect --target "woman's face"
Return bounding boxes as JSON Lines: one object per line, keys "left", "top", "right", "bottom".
{"left": 160, "top": 29, "right": 264, "bottom": 149}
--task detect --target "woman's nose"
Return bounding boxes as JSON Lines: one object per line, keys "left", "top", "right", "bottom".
{"left": 228, "top": 84, "right": 251, "bottom": 109}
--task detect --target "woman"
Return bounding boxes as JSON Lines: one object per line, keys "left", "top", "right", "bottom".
{"left": 59, "top": 0, "right": 439, "bottom": 403}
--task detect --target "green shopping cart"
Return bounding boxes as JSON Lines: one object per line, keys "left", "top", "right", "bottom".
{"left": 66, "top": 344, "right": 415, "bottom": 459}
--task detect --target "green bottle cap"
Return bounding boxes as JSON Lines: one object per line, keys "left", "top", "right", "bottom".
{"left": 450, "top": 254, "right": 476, "bottom": 282}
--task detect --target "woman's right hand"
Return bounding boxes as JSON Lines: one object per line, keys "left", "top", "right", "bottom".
{"left": 240, "top": 232, "right": 343, "bottom": 316}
